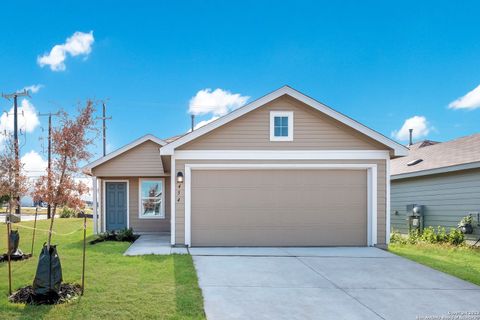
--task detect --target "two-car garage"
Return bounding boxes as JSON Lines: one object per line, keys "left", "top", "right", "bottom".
{"left": 187, "top": 166, "right": 373, "bottom": 247}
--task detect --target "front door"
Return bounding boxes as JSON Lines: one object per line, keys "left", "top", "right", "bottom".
{"left": 106, "top": 182, "right": 127, "bottom": 231}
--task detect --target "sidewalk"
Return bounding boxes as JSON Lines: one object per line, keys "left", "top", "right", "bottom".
{"left": 123, "top": 234, "right": 188, "bottom": 256}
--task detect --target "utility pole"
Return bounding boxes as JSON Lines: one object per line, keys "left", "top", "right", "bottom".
{"left": 96, "top": 102, "right": 112, "bottom": 156}
{"left": 2, "top": 90, "right": 29, "bottom": 216}
{"left": 38, "top": 112, "right": 60, "bottom": 219}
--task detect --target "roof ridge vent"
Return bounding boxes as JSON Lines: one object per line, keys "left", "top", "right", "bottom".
{"left": 419, "top": 140, "right": 440, "bottom": 148}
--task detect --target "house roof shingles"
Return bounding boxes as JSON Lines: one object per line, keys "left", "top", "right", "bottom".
{"left": 391, "top": 133, "right": 480, "bottom": 177}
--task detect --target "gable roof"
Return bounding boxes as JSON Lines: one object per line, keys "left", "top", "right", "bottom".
{"left": 391, "top": 133, "right": 480, "bottom": 180}
{"left": 82, "top": 134, "right": 166, "bottom": 175}
{"left": 159, "top": 86, "right": 408, "bottom": 156}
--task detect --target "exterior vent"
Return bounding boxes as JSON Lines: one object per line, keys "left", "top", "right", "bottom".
{"left": 407, "top": 159, "right": 423, "bottom": 166}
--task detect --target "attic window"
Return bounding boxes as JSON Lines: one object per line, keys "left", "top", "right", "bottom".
{"left": 270, "top": 111, "right": 293, "bottom": 141}
{"left": 407, "top": 159, "right": 423, "bottom": 166}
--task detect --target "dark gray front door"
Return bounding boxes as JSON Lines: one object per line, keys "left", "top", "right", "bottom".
{"left": 106, "top": 182, "right": 127, "bottom": 231}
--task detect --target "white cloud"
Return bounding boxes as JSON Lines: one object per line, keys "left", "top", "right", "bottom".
{"left": 22, "top": 84, "right": 44, "bottom": 94}
{"left": 21, "top": 150, "right": 47, "bottom": 178}
{"left": 187, "top": 116, "right": 220, "bottom": 132}
{"left": 0, "top": 99, "right": 40, "bottom": 143}
{"left": 37, "top": 31, "right": 94, "bottom": 71}
{"left": 189, "top": 88, "right": 249, "bottom": 116}
{"left": 392, "top": 116, "right": 432, "bottom": 141}
{"left": 448, "top": 84, "right": 480, "bottom": 110}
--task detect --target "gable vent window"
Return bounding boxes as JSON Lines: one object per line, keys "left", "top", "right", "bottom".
{"left": 270, "top": 111, "right": 293, "bottom": 141}
{"left": 407, "top": 159, "right": 423, "bottom": 166}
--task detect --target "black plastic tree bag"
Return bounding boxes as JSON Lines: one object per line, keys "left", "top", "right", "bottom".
{"left": 8, "top": 230, "right": 21, "bottom": 256}
{"left": 33, "top": 244, "right": 63, "bottom": 297}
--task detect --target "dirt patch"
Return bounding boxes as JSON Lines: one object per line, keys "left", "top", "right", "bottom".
{"left": 9, "top": 283, "right": 82, "bottom": 305}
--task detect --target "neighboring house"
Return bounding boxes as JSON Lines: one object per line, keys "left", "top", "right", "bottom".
{"left": 391, "top": 134, "right": 480, "bottom": 240}
{"left": 83, "top": 86, "right": 407, "bottom": 247}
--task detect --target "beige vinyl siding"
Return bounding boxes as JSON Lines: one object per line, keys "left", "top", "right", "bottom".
{"left": 174, "top": 159, "right": 387, "bottom": 245}
{"left": 92, "top": 140, "right": 165, "bottom": 176}
{"left": 99, "top": 176, "right": 170, "bottom": 233}
{"left": 179, "top": 95, "right": 388, "bottom": 151}
{"left": 391, "top": 168, "right": 480, "bottom": 240}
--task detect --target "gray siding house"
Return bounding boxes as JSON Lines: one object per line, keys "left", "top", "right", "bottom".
{"left": 391, "top": 134, "right": 480, "bottom": 240}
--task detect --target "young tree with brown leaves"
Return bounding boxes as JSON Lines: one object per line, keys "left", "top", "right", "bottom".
{"left": 33, "top": 101, "right": 96, "bottom": 249}
{"left": 0, "top": 137, "right": 29, "bottom": 216}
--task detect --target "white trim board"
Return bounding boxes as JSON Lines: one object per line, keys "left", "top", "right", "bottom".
{"left": 138, "top": 178, "right": 166, "bottom": 220}
{"left": 102, "top": 179, "right": 130, "bottom": 232}
{"left": 160, "top": 86, "right": 408, "bottom": 156}
{"left": 92, "top": 177, "right": 98, "bottom": 234}
{"left": 270, "top": 111, "right": 294, "bottom": 141}
{"left": 183, "top": 163, "right": 378, "bottom": 247}
{"left": 83, "top": 134, "right": 166, "bottom": 175}
{"left": 386, "top": 159, "right": 391, "bottom": 244}
{"left": 174, "top": 150, "right": 390, "bottom": 160}
{"left": 170, "top": 155, "right": 176, "bottom": 245}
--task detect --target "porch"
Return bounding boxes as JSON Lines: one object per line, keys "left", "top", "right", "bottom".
{"left": 123, "top": 233, "right": 188, "bottom": 256}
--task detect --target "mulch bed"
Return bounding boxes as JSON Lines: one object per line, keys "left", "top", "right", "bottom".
{"left": 0, "top": 253, "right": 32, "bottom": 263}
{"left": 89, "top": 233, "right": 139, "bottom": 245}
{"left": 9, "top": 283, "right": 82, "bottom": 305}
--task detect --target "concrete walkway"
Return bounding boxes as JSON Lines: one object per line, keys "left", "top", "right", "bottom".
{"left": 192, "top": 247, "right": 480, "bottom": 320}
{"left": 123, "top": 234, "right": 188, "bottom": 256}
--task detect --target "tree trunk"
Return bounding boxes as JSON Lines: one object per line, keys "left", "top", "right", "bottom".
{"left": 47, "top": 204, "right": 57, "bottom": 249}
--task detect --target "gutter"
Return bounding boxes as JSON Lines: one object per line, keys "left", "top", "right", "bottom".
{"left": 391, "top": 161, "right": 480, "bottom": 180}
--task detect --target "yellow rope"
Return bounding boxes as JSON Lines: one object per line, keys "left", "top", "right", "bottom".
{"left": 12, "top": 223, "right": 85, "bottom": 236}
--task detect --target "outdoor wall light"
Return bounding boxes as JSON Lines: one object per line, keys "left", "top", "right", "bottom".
{"left": 176, "top": 171, "right": 184, "bottom": 184}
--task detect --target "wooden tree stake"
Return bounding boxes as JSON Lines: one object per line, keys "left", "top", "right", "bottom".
{"left": 81, "top": 214, "right": 87, "bottom": 295}
{"left": 6, "top": 218, "right": 12, "bottom": 296}
{"left": 31, "top": 206, "right": 38, "bottom": 256}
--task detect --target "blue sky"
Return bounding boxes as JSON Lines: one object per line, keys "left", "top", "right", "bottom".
{"left": 1, "top": 1, "right": 480, "bottom": 175}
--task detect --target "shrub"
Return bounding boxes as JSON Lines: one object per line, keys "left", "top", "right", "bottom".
{"left": 59, "top": 207, "right": 76, "bottom": 218}
{"left": 436, "top": 226, "right": 448, "bottom": 243}
{"left": 458, "top": 215, "right": 473, "bottom": 227}
{"left": 89, "top": 228, "right": 137, "bottom": 245}
{"left": 407, "top": 229, "right": 420, "bottom": 244}
{"left": 420, "top": 226, "right": 437, "bottom": 243}
{"left": 391, "top": 226, "right": 465, "bottom": 247}
{"left": 390, "top": 230, "right": 407, "bottom": 244}
{"left": 116, "top": 228, "right": 135, "bottom": 242}
{"left": 448, "top": 228, "right": 465, "bottom": 246}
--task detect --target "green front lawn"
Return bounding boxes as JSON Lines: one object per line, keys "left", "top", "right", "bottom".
{"left": 0, "top": 219, "right": 205, "bottom": 319}
{"left": 389, "top": 243, "right": 480, "bottom": 286}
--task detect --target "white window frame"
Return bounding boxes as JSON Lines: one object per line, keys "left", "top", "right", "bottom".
{"left": 138, "top": 178, "right": 166, "bottom": 219}
{"left": 270, "top": 111, "right": 293, "bottom": 141}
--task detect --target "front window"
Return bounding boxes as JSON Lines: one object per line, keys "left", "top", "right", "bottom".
{"left": 270, "top": 111, "right": 293, "bottom": 141}
{"left": 139, "top": 179, "right": 165, "bottom": 218}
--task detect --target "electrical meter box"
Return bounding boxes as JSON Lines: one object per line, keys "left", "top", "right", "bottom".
{"left": 406, "top": 204, "right": 424, "bottom": 232}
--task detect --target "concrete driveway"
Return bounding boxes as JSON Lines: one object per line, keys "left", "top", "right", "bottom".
{"left": 191, "top": 247, "right": 480, "bottom": 320}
